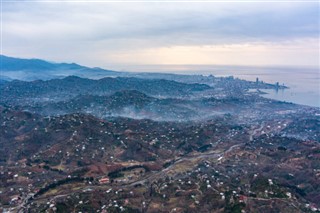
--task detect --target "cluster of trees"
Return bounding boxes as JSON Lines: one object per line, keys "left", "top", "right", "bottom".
{"left": 34, "top": 176, "right": 94, "bottom": 198}
{"left": 108, "top": 165, "right": 150, "bottom": 179}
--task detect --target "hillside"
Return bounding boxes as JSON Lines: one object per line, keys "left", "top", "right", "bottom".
{"left": 0, "top": 106, "right": 319, "bottom": 212}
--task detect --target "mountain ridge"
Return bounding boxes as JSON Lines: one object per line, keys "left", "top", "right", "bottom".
{"left": 0, "top": 55, "right": 88, "bottom": 71}
{"left": 0, "top": 55, "right": 119, "bottom": 81}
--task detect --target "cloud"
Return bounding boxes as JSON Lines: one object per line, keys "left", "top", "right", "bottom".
{"left": 2, "top": 1, "right": 319, "bottom": 67}
{"left": 98, "top": 39, "right": 319, "bottom": 66}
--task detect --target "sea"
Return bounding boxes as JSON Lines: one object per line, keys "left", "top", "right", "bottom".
{"left": 120, "top": 65, "right": 320, "bottom": 108}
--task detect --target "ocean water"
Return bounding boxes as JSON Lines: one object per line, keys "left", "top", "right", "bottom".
{"left": 122, "top": 65, "right": 320, "bottom": 108}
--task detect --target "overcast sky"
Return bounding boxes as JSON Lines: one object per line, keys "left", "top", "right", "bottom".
{"left": 2, "top": 0, "right": 319, "bottom": 70}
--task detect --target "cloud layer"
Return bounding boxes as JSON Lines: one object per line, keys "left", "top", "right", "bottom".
{"left": 2, "top": 1, "right": 319, "bottom": 68}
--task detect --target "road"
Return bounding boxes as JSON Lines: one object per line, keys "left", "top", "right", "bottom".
{"left": 17, "top": 143, "right": 243, "bottom": 212}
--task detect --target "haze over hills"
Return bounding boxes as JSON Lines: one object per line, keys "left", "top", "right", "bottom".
{"left": 1, "top": 1, "right": 319, "bottom": 211}
{"left": 1, "top": 55, "right": 288, "bottom": 89}
{"left": 0, "top": 62, "right": 296, "bottom": 123}
{"left": 0, "top": 55, "right": 273, "bottom": 82}
{"left": 0, "top": 55, "right": 319, "bottom": 212}
{"left": 0, "top": 55, "right": 118, "bottom": 81}
{"left": 1, "top": 55, "right": 86, "bottom": 71}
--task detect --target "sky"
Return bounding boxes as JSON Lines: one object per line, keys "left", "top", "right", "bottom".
{"left": 1, "top": 0, "right": 319, "bottom": 70}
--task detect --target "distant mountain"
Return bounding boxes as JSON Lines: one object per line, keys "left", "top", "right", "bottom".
{"left": 0, "top": 55, "right": 286, "bottom": 93}
{"left": 1, "top": 55, "right": 210, "bottom": 83}
{"left": 0, "top": 55, "right": 119, "bottom": 81}
{"left": 0, "top": 55, "right": 85, "bottom": 71}
{"left": 0, "top": 55, "right": 212, "bottom": 83}
{"left": 0, "top": 75, "right": 211, "bottom": 103}
{"left": 0, "top": 75, "right": 300, "bottom": 122}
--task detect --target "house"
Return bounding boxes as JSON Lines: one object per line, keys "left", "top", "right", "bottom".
{"left": 239, "top": 195, "right": 248, "bottom": 203}
{"left": 99, "top": 177, "right": 110, "bottom": 184}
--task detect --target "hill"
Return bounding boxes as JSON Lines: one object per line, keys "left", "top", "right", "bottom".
{"left": 1, "top": 106, "right": 319, "bottom": 212}
{"left": 0, "top": 55, "right": 118, "bottom": 81}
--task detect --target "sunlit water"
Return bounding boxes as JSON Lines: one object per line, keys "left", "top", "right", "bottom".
{"left": 119, "top": 65, "right": 320, "bottom": 107}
